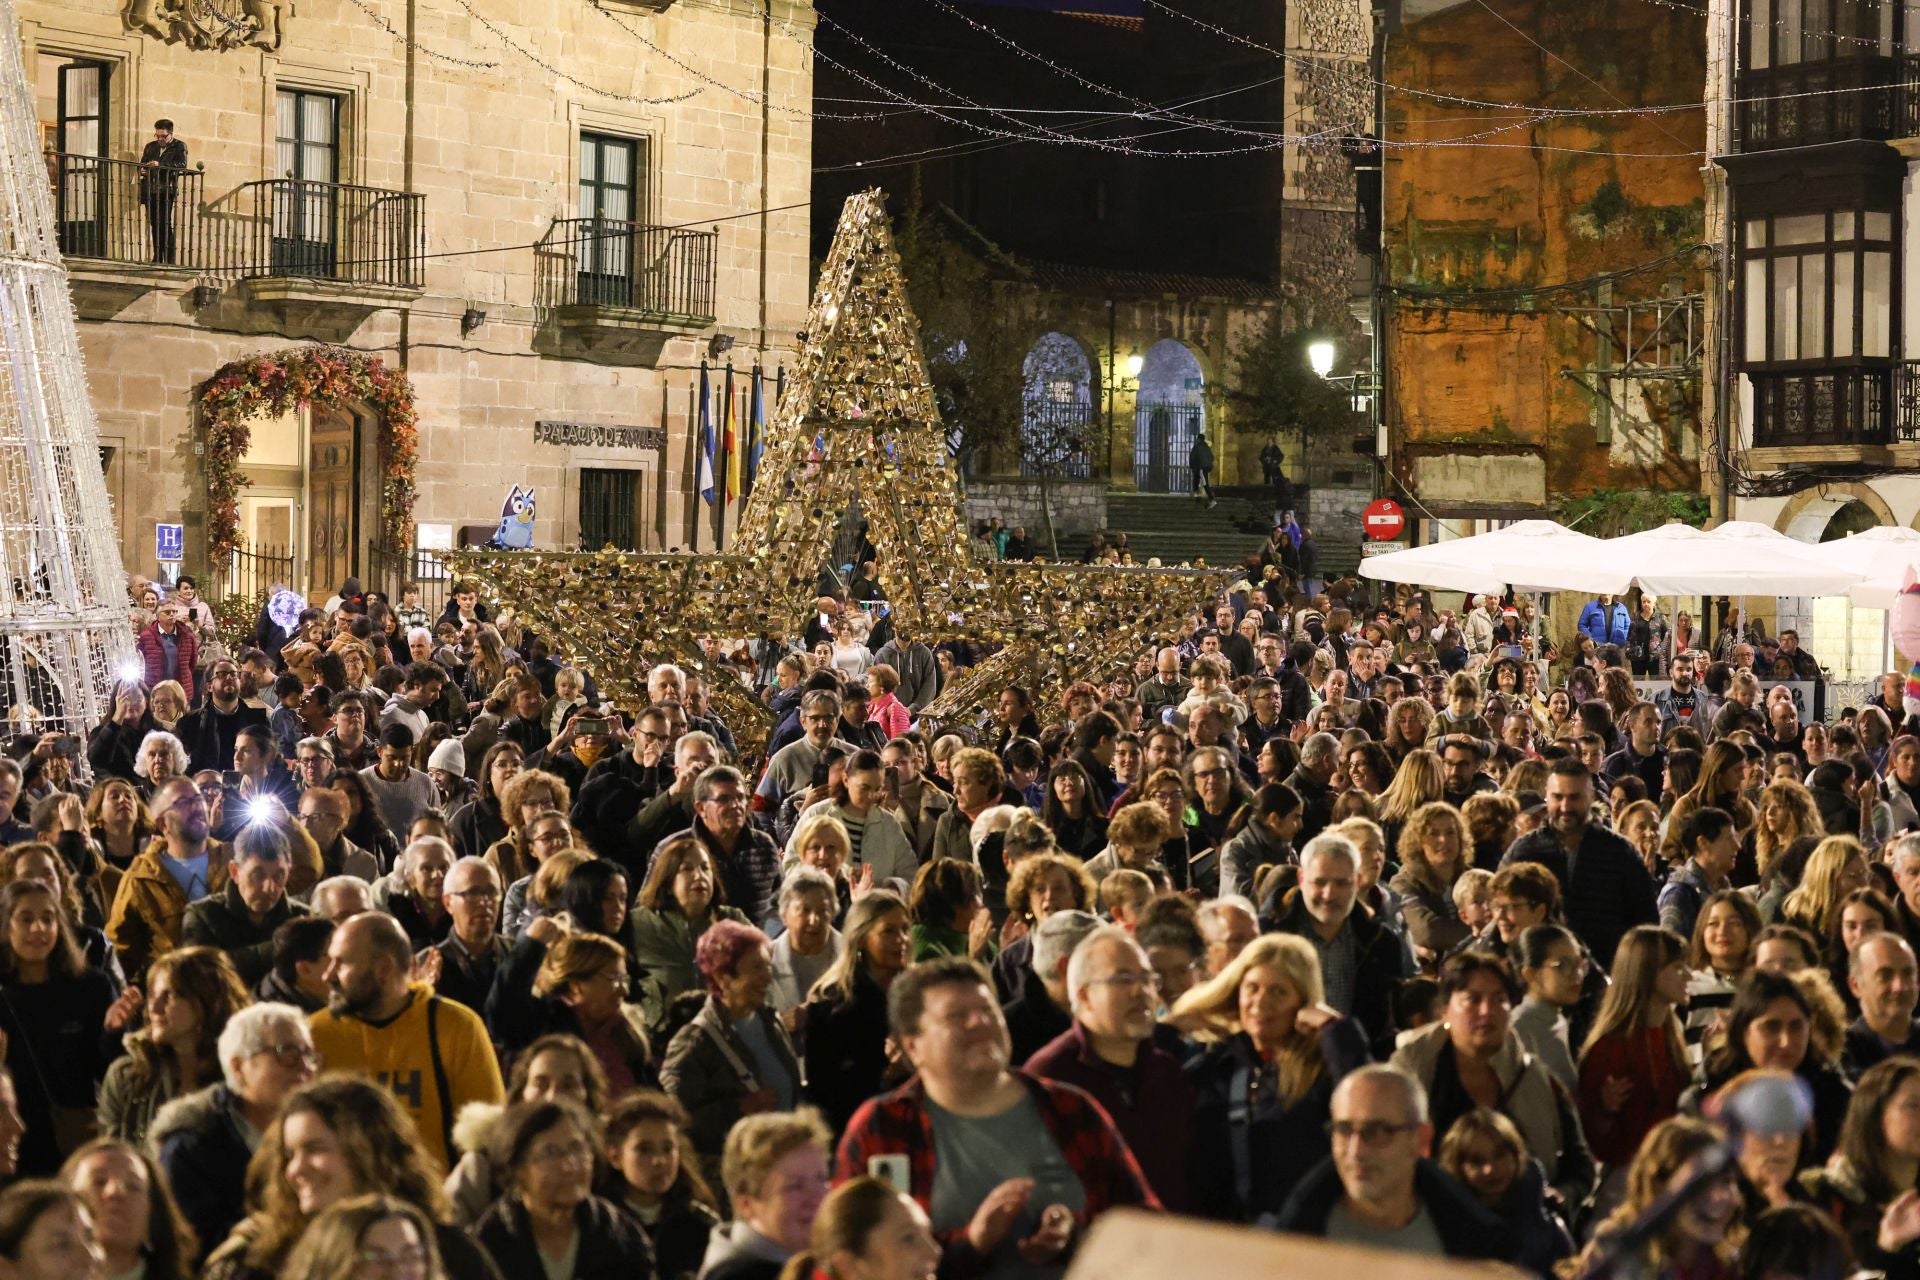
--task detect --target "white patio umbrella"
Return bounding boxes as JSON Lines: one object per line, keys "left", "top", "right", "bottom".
{"left": 1358, "top": 519, "right": 1631, "bottom": 595}
{"left": 1804, "top": 525, "right": 1920, "bottom": 608}
{"left": 1627, "top": 520, "right": 1864, "bottom": 597}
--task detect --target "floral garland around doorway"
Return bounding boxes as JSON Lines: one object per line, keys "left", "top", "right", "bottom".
{"left": 199, "top": 345, "right": 420, "bottom": 572}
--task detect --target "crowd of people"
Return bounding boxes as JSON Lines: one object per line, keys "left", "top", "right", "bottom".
{"left": 0, "top": 556, "right": 1913, "bottom": 1280}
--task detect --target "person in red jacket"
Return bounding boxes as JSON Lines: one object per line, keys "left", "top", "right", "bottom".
{"left": 1025, "top": 926, "right": 1195, "bottom": 1212}
{"left": 835, "top": 956, "right": 1158, "bottom": 1279}
{"left": 135, "top": 599, "right": 199, "bottom": 702}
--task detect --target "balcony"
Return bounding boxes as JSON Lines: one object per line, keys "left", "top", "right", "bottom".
{"left": 46, "top": 152, "right": 205, "bottom": 315}
{"left": 534, "top": 216, "right": 717, "bottom": 363}
{"left": 1745, "top": 361, "right": 1920, "bottom": 460}
{"left": 1737, "top": 58, "right": 1910, "bottom": 150}
{"left": 212, "top": 178, "right": 426, "bottom": 336}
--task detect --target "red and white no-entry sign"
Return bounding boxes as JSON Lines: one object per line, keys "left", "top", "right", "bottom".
{"left": 1363, "top": 498, "right": 1405, "bottom": 541}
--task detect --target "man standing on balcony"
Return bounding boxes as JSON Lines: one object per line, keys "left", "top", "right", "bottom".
{"left": 139, "top": 119, "right": 188, "bottom": 265}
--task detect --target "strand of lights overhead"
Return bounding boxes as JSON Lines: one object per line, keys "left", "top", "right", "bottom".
{"left": 338, "top": 0, "right": 503, "bottom": 66}
{"left": 576, "top": 0, "right": 902, "bottom": 121}
{"left": 448, "top": 0, "right": 707, "bottom": 103}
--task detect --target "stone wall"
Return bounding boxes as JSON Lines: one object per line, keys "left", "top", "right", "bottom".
{"left": 25, "top": 0, "right": 814, "bottom": 589}
{"left": 962, "top": 480, "right": 1107, "bottom": 539}
{"left": 1382, "top": 0, "right": 1706, "bottom": 508}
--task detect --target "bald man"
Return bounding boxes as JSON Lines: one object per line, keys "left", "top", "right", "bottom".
{"left": 307, "top": 912, "right": 503, "bottom": 1169}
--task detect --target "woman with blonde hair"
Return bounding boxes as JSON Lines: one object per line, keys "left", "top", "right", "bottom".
{"left": 1374, "top": 748, "right": 1444, "bottom": 854}
{"left": 1173, "top": 933, "right": 1368, "bottom": 1224}
{"left": 1576, "top": 926, "right": 1690, "bottom": 1171}
{"left": 467, "top": 625, "right": 512, "bottom": 700}
{"left": 801, "top": 891, "right": 913, "bottom": 1135}
{"left": 1389, "top": 801, "right": 1473, "bottom": 957}
{"left": 1382, "top": 696, "right": 1435, "bottom": 763}
{"left": 488, "top": 931, "right": 653, "bottom": 1099}
{"left": 1779, "top": 836, "right": 1871, "bottom": 941}
{"left": 281, "top": 1194, "right": 444, "bottom": 1280}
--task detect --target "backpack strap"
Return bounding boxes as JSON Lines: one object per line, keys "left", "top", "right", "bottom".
{"left": 425, "top": 996, "right": 455, "bottom": 1161}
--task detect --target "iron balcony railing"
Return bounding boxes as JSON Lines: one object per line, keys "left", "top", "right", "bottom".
{"left": 1736, "top": 57, "right": 1904, "bottom": 149}
{"left": 537, "top": 216, "right": 717, "bottom": 323}
{"left": 214, "top": 179, "right": 425, "bottom": 289}
{"left": 46, "top": 151, "right": 206, "bottom": 268}
{"left": 1744, "top": 361, "right": 1920, "bottom": 446}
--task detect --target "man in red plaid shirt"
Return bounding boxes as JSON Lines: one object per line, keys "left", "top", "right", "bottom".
{"left": 835, "top": 956, "right": 1160, "bottom": 1279}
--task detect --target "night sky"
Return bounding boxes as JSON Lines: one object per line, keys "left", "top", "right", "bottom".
{"left": 957, "top": 0, "right": 1146, "bottom": 13}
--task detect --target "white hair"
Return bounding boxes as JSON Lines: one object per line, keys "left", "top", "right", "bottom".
{"left": 1300, "top": 831, "right": 1360, "bottom": 875}
{"left": 218, "top": 1002, "right": 312, "bottom": 1089}
{"left": 777, "top": 865, "right": 837, "bottom": 914}
{"left": 1300, "top": 731, "right": 1341, "bottom": 765}
{"left": 134, "top": 730, "right": 190, "bottom": 779}
{"left": 445, "top": 855, "right": 498, "bottom": 891}
{"left": 969, "top": 805, "right": 1020, "bottom": 854}
{"left": 675, "top": 730, "right": 725, "bottom": 765}
{"left": 1033, "top": 910, "right": 1103, "bottom": 979}
{"left": 1334, "top": 1063, "right": 1430, "bottom": 1125}
{"left": 401, "top": 835, "right": 456, "bottom": 876}
{"left": 1195, "top": 895, "right": 1257, "bottom": 934}
{"left": 311, "top": 875, "right": 372, "bottom": 918}
{"left": 406, "top": 627, "right": 432, "bottom": 647}
{"left": 649, "top": 663, "right": 687, "bottom": 687}
{"left": 1065, "top": 924, "right": 1145, "bottom": 1012}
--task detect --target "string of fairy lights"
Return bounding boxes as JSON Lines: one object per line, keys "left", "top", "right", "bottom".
{"left": 318, "top": 0, "right": 1920, "bottom": 162}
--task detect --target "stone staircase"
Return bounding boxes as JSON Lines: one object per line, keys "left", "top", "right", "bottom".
{"left": 1050, "top": 484, "right": 1366, "bottom": 577}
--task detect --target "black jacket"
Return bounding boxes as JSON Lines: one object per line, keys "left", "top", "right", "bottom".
{"left": 474, "top": 1195, "right": 656, "bottom": 1280}
{"left": 448, "top": 797, "right": 509, "bottom": 860}
{"left": 633, "top": 1188, "right": 720, "bottom": 1280}
{"left": 802, "top": 968, "right": 893, "bottom": 1135}
{"left": 1259, "top": 891, "right": 1410, "bottom": 1055}
{"left": 1285, "top": 766, "right": 1336, "bottom": 845}
{"left": 150, "top": 1083, "right": 253, "bottom": 1263}
{"left": 1002, "top": 968, "right": 1073, "bottom": 1067}
{"left": 432, "top": 931, "right": 510, "bottom": 1018}
{"left": 182, "top": 883, "right": 310, "bottom": 987}
{"left": 174, "top": 701, "right": 269, "bottom": 775}
{"left": 1187, "top": 1020, "right": 1370, "bottom": 1224}
{"left": 572, "top": 752, "right": 672, "bottom": 867}
{"left": 87, "top": 718, "right": 155, "bottom": 784}
{"left": 1272, "top": 1156, "right": 1518, "bottom": 1262}
{"left": 1501, "top": 824, "right": 1658, "bottom": 974}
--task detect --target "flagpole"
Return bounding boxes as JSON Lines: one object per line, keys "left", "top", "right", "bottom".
{"left": 718, "top": 362, "right": 735, "bottom": 551}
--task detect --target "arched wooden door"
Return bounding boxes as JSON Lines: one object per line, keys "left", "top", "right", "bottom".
{"left": 307, "top": 408, "right": 358, "bottom": 599}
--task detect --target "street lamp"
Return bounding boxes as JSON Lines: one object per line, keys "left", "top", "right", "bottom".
{"left": 1307, "top": 341, "right": 1336, "bottom": 379}
{"left": 1124, "top": 350, "right": 1143, "bottom": 380}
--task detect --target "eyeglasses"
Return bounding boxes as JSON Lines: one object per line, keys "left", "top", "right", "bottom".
{"left": 591, "top": 970, "right": 631, "bottom": 991}
{"left": 196, "top": 784, "right": 224, "bottom": 798}
{"left": 1193, "top": 767, "right": 1230, "bottom": 781}
{"left": 527, "top": 1139, "right": 595, "bottom": 1166}
{"left": 259, "top": 1041, "right": 320, "bottom": 1066}
{"left": 1540, "top": 956, "right": 1589, "bottom": 975}
{"left": 1327, "top": 1120, "right": 1418, "bottom": 1146}
{"left": 1087, "top": 971, "right": 1161, "bottom": 992}
{"left": 354, "top": 1245, "right": 428, "bottom": 1275}
{"left": 447, "top": 888, "right": 502, "bottom": 904}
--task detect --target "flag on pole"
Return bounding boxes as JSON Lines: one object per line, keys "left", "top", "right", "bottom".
{"left": 723, "top": 364, "right": 741, "bottom": 504}
{"left": 746, "top": 366, "right": 766, "bottom": 496}
{"left": 697, "top": 361, "right": 716, "bottom": 506}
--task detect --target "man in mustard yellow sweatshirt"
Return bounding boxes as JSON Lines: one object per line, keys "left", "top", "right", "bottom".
{"left": 309, "top": 908, "right": 504, "bottom": 1169}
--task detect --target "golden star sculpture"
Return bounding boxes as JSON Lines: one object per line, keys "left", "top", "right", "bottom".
{"left": 446, "top": 189, "right": 1234, "bottom": 756}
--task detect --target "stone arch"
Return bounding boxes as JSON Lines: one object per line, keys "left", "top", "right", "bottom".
{"left": 1019, "top": 331, "right": 1098, "bottom": 477}
{"left": 1775, "top": 483, "right": 1896, "bottom": 540}
{"left": 1132, "top": 339, "right": 1207, "bottom": 492}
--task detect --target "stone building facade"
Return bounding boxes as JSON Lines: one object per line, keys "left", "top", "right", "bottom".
{"left": 27, "top": 0, "right": 813, "bottom": 598}
{"left": 1381, "top": 0, "right": 1707, "bottom": 531}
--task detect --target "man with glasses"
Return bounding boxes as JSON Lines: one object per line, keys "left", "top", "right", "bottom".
{"left": 297, "top": 786, "right": 379, "bottom": 881}
{"left": 323, "top": 690, "right": 375, "bottom": 771}
{"left": 183, "top": 819, "right": 310, "bottom": 986}
{"left": 1273, "top": 1065, "right": 1512, "bottom": 1259}
{"left": 653, "top": 764, "right": 781, "bottom": 924}
{"left": 155, "top": 1002, "right": 319, "bottom": 1255}
{"left": 425, "top": 857, "right": 507, "bottom": 1016}
{"left": 108, "top": 777, "right": 230, "bottom": 980}
{"left": 756, "top": 691, "right": 854, "bottom": 816}
{"left": 570, "top": 705, "right": 675, "bottom": 859}
{"left": 176, "top": 657, "right": 269, "bottom": 774}
{"left": 1027, "top": 926, "right": 1195, "bottom": 1211}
